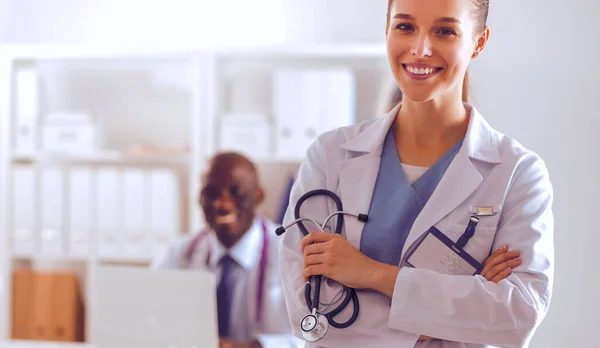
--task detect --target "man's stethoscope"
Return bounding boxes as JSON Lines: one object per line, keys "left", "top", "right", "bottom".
{"left": 275, "top": 189, "right": 369, "bottom": 343}
{"left": 181, "top": 218, "right": 270, "bottom": 326}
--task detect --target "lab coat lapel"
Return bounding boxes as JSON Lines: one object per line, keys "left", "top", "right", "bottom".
{"left": 337, "top": 107, "right": 398, "bottom": 248}
{"left": 403, "top": 150, "right": 482, "bottom": 254}
{"left": 402, "top": 106, "right": 501, "bottom": 255}
{"left": 338, "top": 154, "right": 381, "bottom": 248}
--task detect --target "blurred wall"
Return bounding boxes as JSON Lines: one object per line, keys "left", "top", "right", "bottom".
{"left": 469, "top": 1, "right": 600, "bottom": 347}
{"left": 1, "top": 1, "right": 599, "bottom": 347}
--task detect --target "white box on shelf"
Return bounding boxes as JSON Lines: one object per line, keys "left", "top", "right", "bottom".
{"left": 40, "top": 167, "right": 64, "bottom": 255}
{"left": 12, "top": 166, "right": 36, "bottom": 255}
{"left": 69, "top": 167, "right": 92, "bottom": 256}
{"left": 219, "top": 113, "right": 272, "bottom": 158}
{"left": 14, "top": 69, "right": 39, "bottom": 154}
{"left": 149, "top": 169, "right": 180, "bottom": 257}
{"left": 122, "top": 169, "right": 148, "bottom": 257}
{"left": 96, "top": 168, "right": 121, "bottom": 257}
{"left": 42, "top": 112, "right": 97, "bottom": 154}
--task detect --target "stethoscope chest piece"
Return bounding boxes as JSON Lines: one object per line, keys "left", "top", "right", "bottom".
{"left": 300, "top": 313, "right": 329, "bottom": 343}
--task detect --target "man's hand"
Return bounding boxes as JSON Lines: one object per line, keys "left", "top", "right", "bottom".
{"left": 219, "top": 337, "right": 261, "bottom": 348}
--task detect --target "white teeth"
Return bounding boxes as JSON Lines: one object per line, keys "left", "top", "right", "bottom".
{"left": 215, "top": 212, "right": 237, "bottom": 224}
{"left": 406, "top": 65, "right": 436, "bottom": 75}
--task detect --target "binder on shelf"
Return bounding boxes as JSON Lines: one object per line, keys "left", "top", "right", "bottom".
{"left": 50, "top": 272, "right": 84, "bottom": 341}
{"left": 272, "top": 68, "right": 356, "bottom": 159}
{"left": 320, "top": 68, "right": 356, "bottom": 132}
{"left": 96, "top": 168, "right": 121, "bottom": 257}
{"left": 149, "top": 169, "right": 180, "bottom": 257}
{"left": 12, "top": 166, "right": 36, "bottom": 255}
{"left": 273, "top": 68, "right": 303, "bottom": 159}
{"left": 69, "top": 168, "right": 92, "bottom": 256}
{"left": 13, "top": 270, "right": 84, "bottom": 342}
{"left": 29, "top": 272, "right": 54, "bottom": 341}
{"left": 40, "top": 167, "right": 64, "bottom": 255}
{"left": 14, "top": 68, "right": 39, "bottom": 154}
{"left": 122, "top": 169, "right": 147, "bottom": 257}
{"left": 11, "top": 269, "right": 33, "bottom": 339}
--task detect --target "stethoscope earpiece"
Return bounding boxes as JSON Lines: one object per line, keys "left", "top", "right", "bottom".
{"left": 274, "top": 226, "right": 286, "bottom": 236}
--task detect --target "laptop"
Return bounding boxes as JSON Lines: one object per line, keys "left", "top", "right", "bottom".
{"left": 89, "top": 265, "right": 218, "bottom": 348}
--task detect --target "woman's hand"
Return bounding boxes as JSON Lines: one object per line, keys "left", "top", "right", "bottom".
{"left": 480, "top": 245, "right": 521, "bottom": 283}
{"left": 302, "top": 232, "right": 383, "bottom": 289}
{"left": 418, "top": 246, "right": 521, "bottom": 342}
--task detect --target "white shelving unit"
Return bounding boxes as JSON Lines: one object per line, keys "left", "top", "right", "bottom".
{"left": 0, "top": 43, "right": 390, "bottom": 345}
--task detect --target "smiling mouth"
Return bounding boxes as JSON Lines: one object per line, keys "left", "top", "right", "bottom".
{"left": 402, "top": 64, "right": 443, "bottom": 79}
{"left": 214, "top": 212, "right": 238, "bottom": 224}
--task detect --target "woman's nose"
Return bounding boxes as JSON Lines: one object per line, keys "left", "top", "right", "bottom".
{"left": 410, "top": 34, "right": 433, "bottom": 58}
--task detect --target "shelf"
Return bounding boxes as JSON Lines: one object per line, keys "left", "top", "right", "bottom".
{"left": 1, "top": 44, "right": 196, "bottom": 61}
{"left": 1, "top": 43, "right": 386, "bottom": 62}
{"left": 11, "top": 254, "right": 154, "bottom": 265}
{"left": 0, "top": 42, "right": 388, "bottom": 342}
{"left": 0, "top": 339, "right": 95, "bottom": 348}
{"left": 97, "top": 255, "right": 154, "bottom": 265}
{"left": 214, "top": 43, "right": 387, "bottom": 59}
{"left": 11, "top": 254, "right": 89, "bottom": 263}
{"left": 11, "top": 151, "right": 189, "bottom": 166}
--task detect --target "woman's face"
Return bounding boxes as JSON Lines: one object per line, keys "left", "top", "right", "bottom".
{"left": 386, "top": 0, "right": 489, "bottom": 103}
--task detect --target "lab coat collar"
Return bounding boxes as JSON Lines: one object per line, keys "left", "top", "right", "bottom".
{"left": 340, "top": 104, "right": 397, "bottom": 154}
{"left": 208, "top": 218, "right": 262, "bottom": 271}
{"left": 341, "top": 103, "right": 502, "bottom": 164}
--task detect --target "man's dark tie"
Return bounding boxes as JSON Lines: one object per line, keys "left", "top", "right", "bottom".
{"left": 216, "top": 254, "right": 237, "bottom": 337}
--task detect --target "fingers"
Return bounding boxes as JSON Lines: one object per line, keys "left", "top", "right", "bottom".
{"left": 303, "top": 242, "right": 326, "bottom": 257}
{"left": 481, "top": 249, "right": 520, "bottom": 276}
{"left": 304, "top": 253, "right": 325, "bottom": 269}
{"left": 490, "top": 267, "right": 513, "bottom": 283}
{"left": 302, "top": 264, "right": 326, "bottom": 281}
{"left": 483, "top": 245, "right": 508, "bottom": 266}
{"left": 483, "top": 257, "right": 522, "bottom": 282}
{"left": 301, "top": 232, "right": 331, "bottom": 251}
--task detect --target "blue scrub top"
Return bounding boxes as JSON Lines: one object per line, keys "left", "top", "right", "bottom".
{"left": 359, "top": 128, "right": 464, "bottom": 266}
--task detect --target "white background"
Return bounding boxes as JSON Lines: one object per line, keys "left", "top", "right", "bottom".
{"left": 0, "top": 0, "right": 598, "bottom": 347}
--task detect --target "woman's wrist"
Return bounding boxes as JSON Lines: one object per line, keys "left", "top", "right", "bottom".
{"left": 369, "top": 261, "right": 401, "bottom": 297}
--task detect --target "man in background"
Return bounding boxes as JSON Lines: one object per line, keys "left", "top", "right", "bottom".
{"left": 154, "top": 152, "right": 301, "bottom": 348}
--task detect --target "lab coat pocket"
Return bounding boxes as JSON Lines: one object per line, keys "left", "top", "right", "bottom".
{"left": 444, "top": 223, "right": 497, "bottom": 263}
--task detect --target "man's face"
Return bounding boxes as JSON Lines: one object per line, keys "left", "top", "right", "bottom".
{"left": 199, "top": 159, "right": 264, "bottom": 248}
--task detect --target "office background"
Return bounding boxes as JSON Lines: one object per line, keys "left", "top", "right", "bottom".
{"left": 0, "top": 0, "right": 598, "bottom": 347}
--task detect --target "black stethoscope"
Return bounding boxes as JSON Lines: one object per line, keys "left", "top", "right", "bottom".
{"left": 275, "top": 189, "right": 368, "bottom": 343}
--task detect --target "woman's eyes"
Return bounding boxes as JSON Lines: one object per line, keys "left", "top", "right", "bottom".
{"left": 394, "top": 23, "right": 457, "bottom": 37}
{"left": 395, "top": 23, "right": 415, "bottom": 31}
{"left": 436, "top": 27, "right": 457, "bottom": 36}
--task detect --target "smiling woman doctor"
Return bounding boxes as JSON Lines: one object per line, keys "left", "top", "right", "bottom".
{"left": 277, "top": 0, "right": 554, "bottom": 347}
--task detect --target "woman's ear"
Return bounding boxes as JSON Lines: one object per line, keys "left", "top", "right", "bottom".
{"left": 473, "top": 26, "right": 491, "bottom": 58}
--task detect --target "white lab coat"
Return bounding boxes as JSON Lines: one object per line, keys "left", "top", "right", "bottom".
{"left": 279, "top": 105, "right": 554, "bottom": 348}
{"left": 154, "top": 217, "right": 303, "bottom": 348}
